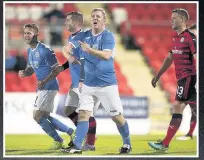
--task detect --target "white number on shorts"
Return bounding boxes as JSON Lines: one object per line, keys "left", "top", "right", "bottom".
{"left": 177, "top": 86, "right": 184, "bottom": 95}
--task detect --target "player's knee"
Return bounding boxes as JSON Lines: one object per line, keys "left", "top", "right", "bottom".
{"left": 78, "top": 110, "right": 91, "bottom": 121}
{"left": 33, "top": 111, "right": 46, "bottom": 123}
{"left": 111, "top": 114, "right": 126, "bottom": 126}
{"left": 64, "top": 106, "right": 76, "bottom": 116}
{"left": 172, "top": 101, "right": 185, "bottom": 114}
{"left": 33, "top": 114, "right": 42, "bottom": 123}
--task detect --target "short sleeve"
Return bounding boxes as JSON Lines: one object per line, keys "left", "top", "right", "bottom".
{"left": 188, "top": 33, "right": 196, "bottom": 54}
{"left": 102, "top": 32, "right": 115, "bottom": 51}
{"left": 44, "top": 47, "right": 58, "bottom": 68}
{"left": 68, "top": 32, "right": 85, "bottom": 48}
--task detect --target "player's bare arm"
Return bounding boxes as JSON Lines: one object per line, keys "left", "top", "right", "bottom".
{"left": 18, "top": 66, "right": 34, "bottom": 78}
{"left": 62, "top": 44, "right": 81, "bottom": 64}
{"left": 78, "top": 41, "right": 112, "bottom": 60}
{"left": 152, "top": 52, "right": 173, "bottom": 88}
{"left": 37, "top": 63, "right": 68, "bottom": 89}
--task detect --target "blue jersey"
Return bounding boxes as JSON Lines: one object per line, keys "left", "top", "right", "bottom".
{"left": 68, "top": 31, "right": 86, "bottom": 88}
{"left": 27, "top": 42, "right": 59, "bottom": 90}
{"left": 71, "top": 29, "right": 117, "bottom": 87}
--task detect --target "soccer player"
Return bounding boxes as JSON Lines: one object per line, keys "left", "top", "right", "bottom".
{"left": 148, "top": 9, "right": 197, "bottom": 150}
{"left": 176, "top": 23, "right": 197, "bottom": 140}
{"left": 37, "top": 12, "right": 100, "bottom": 151}
{"left": 19, "top": 23, "right": 74, "bottom": 149}
{"left": 63, "top": 8, "right": 132, "bottom": 154}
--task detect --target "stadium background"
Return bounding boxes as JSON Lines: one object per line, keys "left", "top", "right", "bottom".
{"left": 4, "top": 1, "right": 197, "bottom": 148}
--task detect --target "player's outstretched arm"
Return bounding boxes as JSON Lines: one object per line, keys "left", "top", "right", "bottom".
{"left": 37, "top": 65, "right": 66, "bottom": 89}
{"left": 18, "top": 66, "right": 34, "bottom": 78}
{"left": 152, "top": 52, "right": 173, "bottom": 88}
{"left": 78, "top": 41, "right": 112, "bottom": 60}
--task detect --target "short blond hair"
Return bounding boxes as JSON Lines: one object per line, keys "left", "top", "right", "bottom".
{"left": 23, "top": 23, "right": 39, "bottom": 34}
{"left": 172, "top": 8, "right": 189, "bottom": 22}
{"left": 91, "top": 8, "right": 107, "bottom": 20}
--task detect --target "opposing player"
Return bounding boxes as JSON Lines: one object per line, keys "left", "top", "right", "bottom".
{"left": 176, "top": 23, "right": 197, "bottom": 140}
{"left": 148, "top": 9, "right": 197, "bottom": 150}
{"left": 63, "top": 8, "right": 132, "bottom": 154}
{"left": 37, "top": 12, "right": 99, "bottom": 151}
{"left": 19, "top": 23, "right": 74, "bottom": 149}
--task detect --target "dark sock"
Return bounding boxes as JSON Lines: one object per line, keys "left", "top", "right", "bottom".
{"left": 85, "top": 117, "right": 96, "bottom": 145}
{"left": 68, "top": 111, "right": 78, "bottom": 126}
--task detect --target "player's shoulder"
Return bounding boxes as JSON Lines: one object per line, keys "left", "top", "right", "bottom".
{"left": 102, "top": 29, "right": 115, "bottom": 39}
{"left": 38, "top": 42, "right": 54, "bottom": 54}
{"left": 184, "top": 29, "right": 196, "bottom": 39}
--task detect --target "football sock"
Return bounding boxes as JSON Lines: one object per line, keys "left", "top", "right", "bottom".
{"left": 68, "top": 111, "right": 78, "bottom": 126}
{"left": 38, "top": 116, "right": 63, "bottom": 142}
{"left": 48, "top": 115, "right": 74, "bottom": 135}
{"left": 117, "top": 121, "right": 131, "bottom": 146}
{"left": 73, "top": 121, "right": 89, "bottom": 149}
{"left": 85, "top": 116, "right": 97, "bottom": 145}
{"left": 162, "top": 114, "right": 182, "bottom": 147}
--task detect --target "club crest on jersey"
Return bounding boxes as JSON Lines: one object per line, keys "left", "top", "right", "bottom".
{"left": 180, "top": 37, "right": 185, "bottom": 42}
{"left": 35, "top": 52, "right": 40, "bottom": 57}
{"left": 97, "top": 36, "right": 101, "bottom": 42}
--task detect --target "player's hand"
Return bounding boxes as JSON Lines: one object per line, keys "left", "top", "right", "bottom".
{"left": 151, "top": 76, "right": 159, "bottom": 88}
{"left": 18, "top": 70, "right": 26, "bottom": 78}
{"left": 68, "top": 55, "right": 81, "bottom": 65}
{"left": 37, "top": 80, "right": 46, "bottom": 90}
{"left": 78, "top": 41, "right": 90, "bottom": 52}
{"left": 78, "top": 81, "right": 83, "bottom": 93}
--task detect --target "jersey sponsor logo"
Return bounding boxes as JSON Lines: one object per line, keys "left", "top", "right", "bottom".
{"left": 85, "top": 37, "right": 91, "bottom": 39}
{"left": 172, "top": 49, "right": 183, "bottom": 54}
{"left": 92, "top": 44, "right": 99, "bottom": 50}
{"left": 30, "top": 61, "right": 39, "bottom": 68}
{"left": 35, "top": 52, "right": 40, "bottom": 58}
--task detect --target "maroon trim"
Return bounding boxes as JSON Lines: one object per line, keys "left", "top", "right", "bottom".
{"left": 184, "top": 76, "right": 191, "bottom": 99}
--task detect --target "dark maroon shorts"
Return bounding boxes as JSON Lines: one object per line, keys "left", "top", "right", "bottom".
{"left": 175, "top": 75, "right": 196, "bottom": 102}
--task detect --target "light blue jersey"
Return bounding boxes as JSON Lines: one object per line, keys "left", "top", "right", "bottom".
{"left": 27, "top": 42, "right": 59, "bottom": 90}
{"left": 68, "top": 30, "right": 86, "bottom": 88}
{"left": 71, "top": 29, "right": 117, "bottom": 87}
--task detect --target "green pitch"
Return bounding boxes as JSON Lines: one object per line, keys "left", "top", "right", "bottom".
{"left": 5, "top": 134, "right": 197, "bottom": 156}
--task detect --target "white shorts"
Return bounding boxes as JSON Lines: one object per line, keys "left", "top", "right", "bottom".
{"left": 65, "top": 88, "right": 80, "bottom": 108}
{"left": 34, "top": 90, "right": 57, "bottom": 113}
{"left": 79, "top": 85, "right": 123, "bottom": 116}
{"left": 65, "top": 87, "right": 100, "bottom": 116}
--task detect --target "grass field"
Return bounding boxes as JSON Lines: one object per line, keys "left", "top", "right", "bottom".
{"left": 5, "top": 134, "right": 197, "bottom": 156}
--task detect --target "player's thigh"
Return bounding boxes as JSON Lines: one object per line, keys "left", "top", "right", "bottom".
{"left": 33, "top": 90, "right": 57, "bottom": 113}
{"left": 92, "top": 96, "right": 101, "bottom": 116}
{"left": 78, "top": 85, "right": 95, "bottom": 113}
{"left": 96, "top": 85, "right": 123, "bottom": 117}
{"left": 64, "top": 88, "right": 80, "bottom": 115}
{"left": 175, "top": 75, "right": 196, "bottom": 102}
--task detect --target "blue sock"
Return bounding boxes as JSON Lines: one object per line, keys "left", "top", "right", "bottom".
{"left": 48, "top": 116, "right": 74, "bottom": 135}
{"left": 117, "top": 121, "right": 131, "bottom": 146}
{"left": 73, "top": 121, "right": 89, "bottom": 149}
{"left": 38, "top": 116, "right": 63, "bottom": 142}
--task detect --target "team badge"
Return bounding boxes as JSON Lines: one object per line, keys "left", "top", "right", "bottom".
{"left": 180, "top": 37, "right": 184, "bottom": 42}
{"left": 97, "top": 36, "right": 101, "bottom": 42}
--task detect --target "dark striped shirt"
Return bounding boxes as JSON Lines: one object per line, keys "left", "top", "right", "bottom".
{"left": 170, "top": 29, "right": 196, "bottom": 80}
